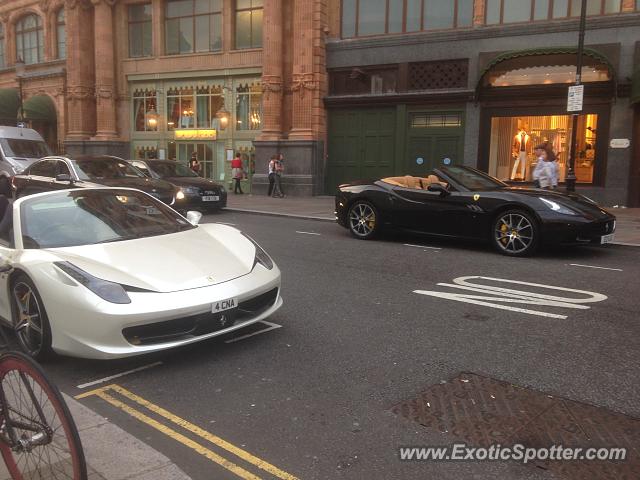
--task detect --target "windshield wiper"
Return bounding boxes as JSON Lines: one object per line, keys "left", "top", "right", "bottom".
{"left": 93, "top": 233, "right": 143, "bottom": 245}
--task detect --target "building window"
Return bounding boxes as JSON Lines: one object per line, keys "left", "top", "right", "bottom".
{"left": 410, "top": 113, "right": 463, "bottom": 128}
{"left": 165, "top": 0, "right": 222, "bottom": 55}
{"left": 129, "top": 4, "right": 152, "bottom": 58}
{"left": 16, "top": 14, "right": 44, "bottom": 64}
{"left": 167, "top": 87, "right": 195, "bottom": 130}
{"left": 195, "top": 85, "right": 225, "bottom": 128}
{"left": 341, "top": 0, "right": 473, "bottom": 38}
{"left": 236, "top": 0, "right": 263, "bottom": 49}
{"left": 0, "top": 24, "right": 5, "bottom": 68}
{"left": 235, "top": 83, "right": 262, "bottom": 131}
{"left": 56, "top": 9, "right": 66, "bottom": 59}
{"left": 486, "top": 0, "right": 623, "bottom": 23}
{"left": 133, "top": 89, "right": 158, "bottom": 132}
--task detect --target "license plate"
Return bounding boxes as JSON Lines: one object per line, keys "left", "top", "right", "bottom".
{"left": 212, "top": 297, "right": 237, "bottom": 313}
{"left": 600, "top": 233, "right": 615, "bottom": 244}
{"left": 202, "top": 195, "right": 220, "bottom": 202}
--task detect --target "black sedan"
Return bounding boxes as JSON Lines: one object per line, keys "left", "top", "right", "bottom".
{"left": 335, "top": 165, "right": 616, "bottom": 256}
{"left": 13, "top": 155, "right": 176, "bottom": 205}
{"left": 129, "top": 160, "right": 227, "bottom": 212}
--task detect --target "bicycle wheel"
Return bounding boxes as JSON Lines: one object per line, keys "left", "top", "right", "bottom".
{"left": 0, "top": 352, "right": 87, "bottom": 480}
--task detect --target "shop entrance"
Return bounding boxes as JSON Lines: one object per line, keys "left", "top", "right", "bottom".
{"left": 171, "top": 142, "right": 217, "bottom": 180}
{"left": 406, "top": 111, "right": 464, "bottom": 176}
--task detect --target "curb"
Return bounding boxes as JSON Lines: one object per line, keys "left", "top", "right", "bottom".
{"left": 223, "top": 207, "right": 335, "bottom": 223}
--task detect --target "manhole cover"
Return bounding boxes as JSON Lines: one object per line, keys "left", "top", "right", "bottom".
{"left": 392, "top": 373, "right": 639, "bottom": 479}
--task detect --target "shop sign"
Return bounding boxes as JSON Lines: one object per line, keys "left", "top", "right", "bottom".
{"left": 609, "top": 138, "right": 630, "bottom": 149}
{"left": 174, "top": 129, "right": 217, "bottom": 140}
{"left": 567, "top": 85, "right": 584, "bottom": 112}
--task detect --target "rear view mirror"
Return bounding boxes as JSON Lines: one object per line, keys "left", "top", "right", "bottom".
{"left": 186, "top": 211, "right": 203, "bottom": 226}
{"left": 427, "top": 183, "right": 449, "bottom": 195}
{"left": 55, "top": 174, "right": 73, "bottom": 183}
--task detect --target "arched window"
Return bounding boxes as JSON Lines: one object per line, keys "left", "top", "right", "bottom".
{"left": 57, "top": 9, "right": 66, "bottom": 59}
{"left": 0, "top": 24, "right": 5, "bottom": 68}
{"left": 16, "top": 14, "right": 44, "bottom": 64}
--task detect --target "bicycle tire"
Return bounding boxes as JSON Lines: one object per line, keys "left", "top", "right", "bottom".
{"left": 0, "top": 351, "right": 87, "bottom": 480}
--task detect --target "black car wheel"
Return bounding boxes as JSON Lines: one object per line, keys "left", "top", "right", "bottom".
{"left": 11, "top": 274, "right": 53, "bottom": 360}
{"left": 492, "top": 210, "right": 539, "bottom": 257}
{"left": 348, "top": 201, "right": 379, "bottom": 239}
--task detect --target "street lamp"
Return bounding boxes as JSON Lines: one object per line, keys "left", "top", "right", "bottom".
{"left": 565, "top": 0, "right": 588, "bottom": 193}
{"left": 14, "top": 57, "right": 26, "bottom": 125}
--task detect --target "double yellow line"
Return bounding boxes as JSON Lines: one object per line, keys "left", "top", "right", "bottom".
{"left": 76, "top": 384, "right": 298, "bottom": 480}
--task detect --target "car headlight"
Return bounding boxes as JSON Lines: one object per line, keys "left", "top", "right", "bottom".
{"left": 54, "top": 262, "right": 131, "bottom": 304}
{"left": 539, "top": 197, "right": 577, "bottom": 215}
{"left": 242, "top": 234, "right": 274, "bottom": 270}
{"left": 177, "top": 187, "right": 199, "bottom": 200}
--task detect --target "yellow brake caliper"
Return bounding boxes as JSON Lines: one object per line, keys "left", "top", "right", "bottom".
{"left": 500, "top": 223, "right": 509, "bottom": 245}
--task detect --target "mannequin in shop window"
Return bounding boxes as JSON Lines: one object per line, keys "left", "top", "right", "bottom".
{"left": 512, "top": 126, "right": 530, "bottom": 181}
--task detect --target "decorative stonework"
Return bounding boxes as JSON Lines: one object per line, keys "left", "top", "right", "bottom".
{"left": 39, "top": 0, "right": 52, "bottom": 13}
{"left": 95, "top": 85, "right": 115, "bottom": 99}
{"left": 64, "top": 0, "right": 91, "bottom": 10}
{"left": 90, "top": 0, "right": 116, "bottom": 6}
{"left": 291, "top": 73, "right": 317, "bottom": 97}
{"left": 261, "top": 75, "right": 283, "bottom": 98}
{"left": 67, "top": 85, "right": 94, "bottom": 100}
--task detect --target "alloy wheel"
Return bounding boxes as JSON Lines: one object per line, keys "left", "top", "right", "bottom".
{"left": 12, "top": 282, "right": 44, "bottom": 356}
{"left": 349, "top": 203, "right": 376, "bottom": 238}
{"left": 494, "top": 213, "right": 534, "bottom": 254}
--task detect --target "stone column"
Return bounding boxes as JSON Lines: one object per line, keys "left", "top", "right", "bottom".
{"left": 65, "top": 0, "right": 95, "bottom": 139}
{"left": 91, "top": 0, "right": 117, "bottom": 139}
{"left": 152, "top": 0, "right": 164, "bottom": 57}
{"left": 258, "top": 0, "right": 284, "bottom": 140}
{"left": 289, "top": 0, "right": 315, "bottom": 140}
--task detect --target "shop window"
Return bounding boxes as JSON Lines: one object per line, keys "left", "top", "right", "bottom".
{"left": 56, "top": 9, "right": 66, "bottom": 59}
{"left": 410, "top": 113, "right": 462, "bottom": 128}
{"left": 133, "top": 89, "right": 158, "bottom": 132}
{"left": 134, "top": 145, "right": 159, "bottom": 160}
{"left": 195, "top": 85, "right": 224, "bottom": 128}
{"left": 235, "top": 0, "right": 263, "bottom": 49}
{"left": 16, "top": 14, "right": 44, "bottom": 65}
{"left": 166, "top": 87, "right": 194, "bottom": 130}
{"left": 487, "top": 0, "right": 622, "bottom": 23}
{"left": 165, "top": 0, "right": 222, "bottom": 55}
{"left": 341, "top": 0, "right": 473, "bottom": 38}
{"left": 329, "top": 67, "right": 398, "bottom": 95}
{"left": 129, "top": 4, "right": 152, "bottom": 58}
{"left": 487, "top": 114, "right": 598, "bottom": 184}
{"left": 235, "top": 83, "right": 262, "bottom": 131}
{"left": 0, "top": 24, "right": 5, "bottom": 68}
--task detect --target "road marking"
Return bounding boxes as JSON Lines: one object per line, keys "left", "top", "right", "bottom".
{"left": 224, "top": 321, "right": 282, "bottom": 344}
{"left": 569, "top": 263, "right": 623, "bottom": 272}
{"left": 296, "top": 231, "right": 321, "bottom": 236}
{"left": 414, "top": 275, "right": 607, "bottom": 319}
{"left": 217, "top": 222, "right": 237, "bottom": 226}
{"left": 404, "top": 243, "right": 442, "bottom": 250}
{"left": 76, "top": 384, "right": 299, "bottom": 480}
{"left": 76, "top": 362, "right": 163, "bottom": 389}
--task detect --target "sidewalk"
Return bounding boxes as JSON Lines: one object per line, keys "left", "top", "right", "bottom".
{"left": 1, "top": 395, "right": 191, "bottom": 480}
{"left": 224, "top": 193, "right": 640, "bottom": 246}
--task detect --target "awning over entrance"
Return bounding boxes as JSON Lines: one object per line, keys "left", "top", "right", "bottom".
{"left": 0, "top": 88, "right": 20, "bottom": 124}
{"left": 632, "top": 66, "right": 640, "bottom": 105}
{"left": 23, "top": 95, "right": 57, "bottom": 122}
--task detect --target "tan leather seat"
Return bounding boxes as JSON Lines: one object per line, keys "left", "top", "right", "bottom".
{"left": 405, "top": 176, "right": 423, "bottom": 189}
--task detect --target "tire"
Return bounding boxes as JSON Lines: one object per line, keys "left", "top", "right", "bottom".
{"left": 0, "top": 177, "right": 11, "bottom": 197}
{"left": 347, "top": 200, "right": 380, "bottom": 240}
{"left": 10, "top": 273, "right": 54, "bottom": 360}
{"left": 0, "top": 351, "right": 87, "bottom": 480}
{"left": 491, "top": 209, "right": 539, "bottom": 257}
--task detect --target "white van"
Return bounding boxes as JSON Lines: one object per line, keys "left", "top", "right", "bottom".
{"left": 0, "top": 126, "right": 51, "bottom": 196}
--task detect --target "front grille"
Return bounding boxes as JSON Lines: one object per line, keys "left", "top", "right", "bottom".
{"left": 122, "top": 288, "right": 279, "bottom": 346}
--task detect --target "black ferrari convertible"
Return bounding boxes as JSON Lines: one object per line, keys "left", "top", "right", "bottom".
{"left": 335, "top": 166, "right": 616, "bottom": 256}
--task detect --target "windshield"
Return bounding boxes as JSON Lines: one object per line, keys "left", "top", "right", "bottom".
{"left": 0, "top": 138, "right": 50, "bottom": 158}
{"left": 439, "top": 166, "right": 507, "bottom": 191}
{"left": 20, "top": 189, "right": 194, "bottom": 249}
{"left": 149, "top": 162, "right": 198, "bottom": 178}
{"left": 75, "top": 159, "right": 145, "bottom": 180}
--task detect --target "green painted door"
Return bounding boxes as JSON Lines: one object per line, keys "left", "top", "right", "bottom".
{"left": 406, "top": 111, "right": 464, "bottom": 176}
{"left": 326, "top": 108, "right": 396, "bottom": 193}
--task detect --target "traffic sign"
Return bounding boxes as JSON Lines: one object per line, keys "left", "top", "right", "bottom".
{"left": 567, "top": 85, "right": 584, "bottom": 112}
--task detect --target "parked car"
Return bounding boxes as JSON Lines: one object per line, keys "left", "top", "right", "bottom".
{"left": 335, "top": 165, "right": 616, "bottom": 257}
{"left": 12, "top": 155, "right": 176, "bottom": 206}
{"left": 0, "top": 188, "right": 282, "bottom": 360}
{"left": 129, "top": 159, "right": 227, "bottom": 212}
{"left": 0, "top": 126, "right": 51, "bottom": 196}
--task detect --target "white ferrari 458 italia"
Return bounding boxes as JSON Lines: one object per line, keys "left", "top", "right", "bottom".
{"left": 0, "top": 188, "right": 282, "bottom": 360}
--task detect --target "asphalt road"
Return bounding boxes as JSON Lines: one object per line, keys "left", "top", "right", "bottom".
{"left": 44, "top": 211, "right": 640, "bottom": 480}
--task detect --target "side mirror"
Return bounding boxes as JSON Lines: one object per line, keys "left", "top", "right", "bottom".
{"left": 186, "top": 211, "right": 203, "bottom": 226}
{"left": 427, "top": 183, "right": 449, "bottom": 196}
{"left": 55, "top": 174, "right": 73, "bottom": 183}
{"left": 0, "top": 257, "right": 13, "bottom": 274}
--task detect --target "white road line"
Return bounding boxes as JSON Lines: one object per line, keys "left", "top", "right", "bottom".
{"left": 296, "top": 231, "right": 321, "bottom": 236}
{"left": 77, "top": 362, "right": 163, "bottom": 389}
{"left": 224, "top": 321, "right": 282, "bottom": 344}
{"left": 217, "top": 222, "right": 237, "bottom": 226}
{"left": 404, "top": 243, "right": 442, "bottom": 250}
{"left": 569, "top": 264, "right": 623, "bottom": 272}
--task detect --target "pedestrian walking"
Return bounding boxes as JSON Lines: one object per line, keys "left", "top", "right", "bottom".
{"left": 231, "top": 153, "right": 244, "bottom": 194}
{"left": 273, "top": 153, "right": 285, "bottom": 198}
{"left": 267, "top": 155, "right": 277, "bottom": 196}
{"left": 189, "top": 152, "right": 201, "bottom": 175}
{"left": 532, "top": 144, "right": 554, "bottom": 189}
